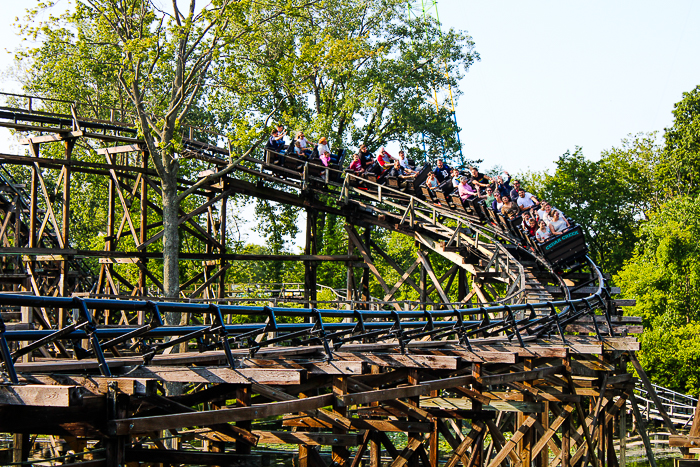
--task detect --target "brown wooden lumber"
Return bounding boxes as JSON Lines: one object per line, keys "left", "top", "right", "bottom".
{"left": 18, "top": 375, "right": 156, "bottom": 396}
{"left": 95, "top": 144, "right": 142, "bottom": 155}
{"left": 629, "top": 391, "right": 658, "bottom": 467}
{"left": 121, "top": 366, "right": 302, "bottom": 385}
{"left": 486, "top": 415, "right": 536, "bottom": 467}
{"left": 19, "top": 130, "right": 84, "bottom": 145}
{"left": 345, "top": 377, "right": 432, "bottom": 421}
{"left": 480, "top": 365, "right": 565, "bottom": 387}
{"left": 669, "top": 435, "right": 700, "bottom": 448}
{"left": 254, "top": 431, "right": 361, "bottom": 446}
{"left": 390, "top": 437, "right": 423, "bottom": 467}
{"left": 420, "top": 396, "right": 543, "bottom": 413}
{"left": 444, "top": 422, "right": 485, "bottom": 467}
{"left": 0, "top": 396, "right": 106, "bottom": 435}
{"left": 0, "top": 384, "right": 83, "bottom": 406}
{"left": 282, "top": 415, "right": 433, "bottom": 432}
{"left": 109, "top": 393, "right": 334, "bottom": 435}
{"left": 629, "top": 352, "right": 679, "bottom": 436}
{"left": 332, "top": 352, "right": 459, "bottom": 369}
{"left": 341, "top": 375, "right": 475, "bottom": 407}
{"left": 531, "top": 404, "right": 574, "bottom": 460}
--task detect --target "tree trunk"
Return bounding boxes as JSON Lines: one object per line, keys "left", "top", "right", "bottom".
{"left": 161, "top": 168, "right": 181, "bottom": 323}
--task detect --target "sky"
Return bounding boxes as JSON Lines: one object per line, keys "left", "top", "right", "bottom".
{"left": 0, "top": 1, "right": 698, "bottom": 245}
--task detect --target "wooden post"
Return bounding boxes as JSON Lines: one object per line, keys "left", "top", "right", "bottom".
{"left": 361, "top": 226, "right": 371, "bottom": 309}
{"left": 59, "top": 139, "right": 75, "bottom": 322}
{"left": 407, "top": 369, "right": 421, "bottom": 467}
{"left": 429, "top": 389, "right": 439, "bottom": 467}
{"left": 12, "top": 432, "right": 30, "bottom": 463}
{"left": 473, "top": 363, "right": 484, "bottom": 467}
{"left": 105, "top": 383, "right": 129, "bottom": 467}
{"left": 562, "top": 410, "right": 571, "bottom": 467}
{"left": 236, "top": 385, "right": 252, "bottom": 455}
{"left": 539, "top": 401, "right": 549, "bottom": 467}
{"left": 619, "top": 403, "right": 626, "bottom": 467}
{"left": 332, "top": 376, "right": 349, "bottom": 466}
{"left": 218, "top": 195, "right": 227, "bottom": 300}
{"left": 304, "top": 208, "right": 318, "bottom": 310}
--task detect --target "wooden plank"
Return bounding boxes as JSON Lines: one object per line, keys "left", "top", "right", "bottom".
{"left": 669, "top": 436, "right": 700, "bottom": 448}
{"left": 123, "top": 366, "right": 302, "bottom": 385}
{"left": 480, "top": 366, "right": 565, "bottom": 386}
{"left": 340, "top": 375, "right": 476, "bottom": 407}
{"left": 282, "top": 415, "right": 433, "bottom": 432}
{"left": 420, "top": 396, "right": 543, "bottom": 413}
{"left": 0, "top": 385, "right": 82, "bottom": 406}
{"left": 333, "top": 352, "right": 459, "bottom": 369}
{"left": 439, "top": 350, "right": 517, "bottom": 364}
{"left": 239, "top": 358, "right": 364, "bottom": 376}
{"left": 19, "top": 130, "right": 83, "bottom": 145}
{"left": 444, "top": 422, "right": 485, "bottom": 467}
{"left": 110, "top": 393, "right": 334, "bottom": 435}
{"left": 18, "top": 375, "right": 156, "bottom": 396}
{"left": 95, "top": 144, "right": 142, "bottom": 155}
{"left": 254, "top": 431, "right": 361, "bottom": 446}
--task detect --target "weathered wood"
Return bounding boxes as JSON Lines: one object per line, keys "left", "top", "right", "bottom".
{"left": 670, "top": 436, "right": 700, "bottom": 448}
{"left": 18, "top": 375, "right": 156, "bottom": 396}
{"left": 253, "top": 431, "right": 361, "bottom": 446}
{"left": 0, "top": 384, "right": 83, "bottom": 406}
{"left": 110, "top": 393, "right": 335, "bottom": 435}
{"left": 480, "top": 365, "right": 565, "bottom": 386}
{"left": 390, "top": 437, "right": 423, "bottom": 467}
{"left": 333, "top": 352, "right": 459, "bottom": 369}
{"left": 630, "top": 392, "right": 658, "bottom": 467}
{"left": 340, "top": 375, "right": 476, "bottom": 407}
{"left": 282, "top": 415, "right": 433, "bottom": 432}
{"left": 116, "top": 366, "right": 303, "bottom": 384}
{"left": 486, "top": 416, "right": 537, "bottom": 467}
{"left": 420, "top": 396, "right": 543, "bottom": 413}
{"left": 445, "top": 422, "right": 485, "bottom": 467}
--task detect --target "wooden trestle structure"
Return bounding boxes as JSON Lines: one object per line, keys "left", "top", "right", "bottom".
{"left": 0, "top": 92, "right": 692, "bottom": 466}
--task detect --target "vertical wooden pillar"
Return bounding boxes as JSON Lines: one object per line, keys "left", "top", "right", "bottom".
{"left": 457, "top": 268, "right": 467, "bottom": 302}
{"left": 429, "top": 389, "right": 439, "bottom": 466}
{"left": 12, "top": 432, "right": 30, "bottom": 463}
{"left": 235, "top": 385, "right": 252, "bottom": 454}
{"left": 538, "top": 401, "right": 549, "bottom": 467}
{"left": 332, "top": 376, "right": 349, "bottom": 466}
{"left": 619, "top": 404, "right": 626, "bottom": 467}
{"left": 370, "top": 430, "right": 381, "bottom": 467}
{"left": 304, "top": 208, "right": 318, "bottom": 309}
{"left": 26, "top": 154, "right": 39, "bottom": 295}
{"left": 472, "top": 363, "right": 484, "bottom": 467}
{"left": 419, "top": 252, "right": 427, "bottom": 311}
{"left": 105, "top": 384, "right": 129, "bottom": 467}
{"left": 361, "top": 227, "right": 371, "bottom": 309}
{"left": 346, "top": 228, "right": 355, "bottom": 309}
{"left": 561, "top": 412, "right": 571, "bottom": 467}
{"left": 407, "top": 369, "right": 420, "bottom": 467}
{"left": 59, "top": 139, "right": 74, "bottom": 325}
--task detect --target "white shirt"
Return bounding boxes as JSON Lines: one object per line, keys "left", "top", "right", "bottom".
{"left": 536, "top": 228, "right": 551, "bottom": 243}
{"left": 517, "top": 192, "right": 536, "bottom": 209}
{"left": 399, "top": 157, "right": 409, "bottom": 169}
{"left": 318, "top": 143, "right": 331, "bottom": 156}
{"left": 297, "top": 137, "right": 310, "bottom": 149}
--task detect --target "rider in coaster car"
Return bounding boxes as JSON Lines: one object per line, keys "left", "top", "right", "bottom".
{"left": 433, "top": 159, "right": 452, "bottom": 183}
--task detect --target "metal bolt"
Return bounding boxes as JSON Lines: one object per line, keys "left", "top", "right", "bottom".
{"left": 129, "top": 423, "right": 134, "bottom": 430}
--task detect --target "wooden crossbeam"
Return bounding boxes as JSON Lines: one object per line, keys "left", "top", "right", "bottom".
{"left": 486, "top": 415, "right": 536, "bottom": 467}
{"left": 19, "top": 130, "right": 83, "bottom": 145}
{"left": 0, "top": 384, "right": 82, "bottom": 406}
{"left": 445, "top": 422, "right": 485, "bottom": 467}
{"left": 96, "top": 144, "right": 142, "bottom": 155}
{"left": 124, "top": 366, "right": 302, "bottom": 385}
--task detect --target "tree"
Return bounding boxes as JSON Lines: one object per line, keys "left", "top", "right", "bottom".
{"left": 523, "top": 138, "right": 660, "bottom": 274}
{"left": 615, "top": 195, "right": 700, "bottom": 394}
{"left": 660, "top": 85, "right": 700, "bottom": 197}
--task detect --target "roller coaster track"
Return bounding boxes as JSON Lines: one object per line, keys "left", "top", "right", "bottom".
{"left": 0, "top": 92, "right": 677, "bottom": 467}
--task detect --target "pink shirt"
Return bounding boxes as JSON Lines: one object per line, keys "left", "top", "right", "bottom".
{"left": 458, "top": 182, "right": 476, "bottom": 201}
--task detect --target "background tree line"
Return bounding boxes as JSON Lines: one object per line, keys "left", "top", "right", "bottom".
{"left": 522, "top": 85, "right": 700, "bottom": 395}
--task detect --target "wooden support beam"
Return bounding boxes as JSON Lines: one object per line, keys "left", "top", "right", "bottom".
{"left": 0, "top": 384, "right": 82, "bottom": 406}
{"left": 19, "top": 130, "right": 83, "bottom": 145}
{"left": 445, "top": 422, "right": 486, "bottom": 467}
{"left": 629, "top": 391, "right": 658, "bottom": 467}
{"left": 282, "top": 415, "right": 433, "bottom": 432}
{"left": 121, "top": 366, "right": 302, "bottom": 385}
{"left": 486, "top": 415, "right": 536, "bottom": 467}
{"left": 110, "top": 393, "right": 335, "bottom": 435}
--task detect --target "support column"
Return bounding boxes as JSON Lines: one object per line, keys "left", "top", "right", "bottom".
{"left": 12, "top": 432, "right": 30, "bottom": 463}
{"left": 304, "top": 208, "right": 318, "bottom": 309}
{"left": 361, "top": 226, "right": 371, "bottom": 309}
{"left": 218, "top": 195, "right": 228, "bottom": 300}
{"left": 619, "top": 403, "right": 626, "bottom": 467}
{"left": 59, "top": 139, "right": 75, "bottom": 324}
{"left": 235, "top": 385, "right": 251, "bottom": 455}
{"left": 407, "top": 369, "right": 421, "bottom": 467}
{"left": 332, "top": 376, "right": 349, "bottom": 466}
{"left": 105, "top": 383, "right": 129, "bottom": 467}
{"left": 472, "top": 363, "right": 484, "bottom": 467}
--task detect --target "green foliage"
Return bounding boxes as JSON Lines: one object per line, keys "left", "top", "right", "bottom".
{"left": 615, "top": 195, "right": 700, "bottom": 394}
{"left": 660, "top": 85, "right": 700, "bottom": 197}
{"left": 635, "top": 323, "right": 700, "bottom": 396}
{"left": 615, "top": 195, "right": 700, "bottom": 327}
{"left": 523, "top": 136, "right": 661, "bottom": 274}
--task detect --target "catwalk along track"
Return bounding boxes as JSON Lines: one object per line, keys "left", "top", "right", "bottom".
{"left": 0, "top": 93, "right": 694, "bottom": 467}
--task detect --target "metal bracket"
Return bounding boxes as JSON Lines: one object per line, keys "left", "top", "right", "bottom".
{"left": 73, "top": 296, "right": 112, "bottom": 377}
{"left": 0, "top": 313, "right": 18, "bottom": 384}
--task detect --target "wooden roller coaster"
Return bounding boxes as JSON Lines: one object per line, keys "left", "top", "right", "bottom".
{"left": 0, "top": 92, "right": 697, "bottom": 466}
